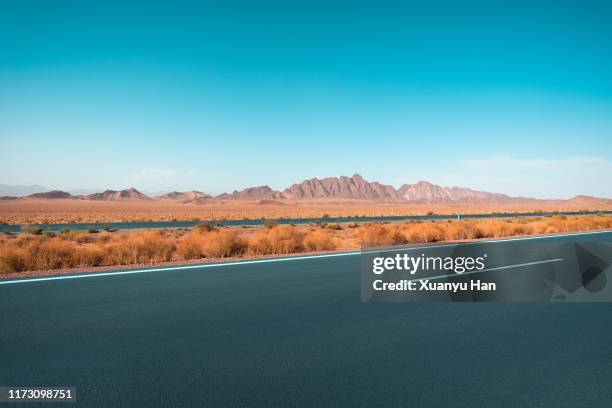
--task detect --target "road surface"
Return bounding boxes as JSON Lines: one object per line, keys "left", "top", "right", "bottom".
{"left": 1, "top": 210, "right": 611, "bottom": 233}
{"left": 1, "top": 231, "right": 612, "bottom": 407}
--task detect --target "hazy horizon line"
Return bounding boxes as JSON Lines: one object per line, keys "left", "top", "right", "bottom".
{"left": 1, "top": 173, "right": 610, "bottom": 201}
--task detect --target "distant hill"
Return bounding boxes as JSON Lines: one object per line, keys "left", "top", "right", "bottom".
{"left": 67, "top": 188, "right": 100, "bottom": 196}
{"left": 397, "top": 181, "right": 521, "bottom": 204}
{"left": 563, "top": 195, "right": 612, "bottom": 207}
{"left": 86, "top": 188, "right": 151, "bottom": 201}
{"left": 156, "top": 191, "right": 211, "bottom": 201}
{"left": 216, "top": 186, "right": 284, "bottom": 201}
{"left": 6, "top": 176, "right": 611, "bottom": 207}
{"left": 283, "top": 174, "right": 402, "bottom": 201}
{"left": 26, "top": 190, "right": 75, "bottom": 199}
{"left": 182, "top": 196, "right": 214, "bottom": 205}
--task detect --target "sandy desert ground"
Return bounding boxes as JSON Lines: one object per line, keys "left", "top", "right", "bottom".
{"left": 1, "top": 198, "right": 611, "bottom": 225}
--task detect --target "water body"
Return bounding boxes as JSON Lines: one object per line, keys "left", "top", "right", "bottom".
{"left": 1, "top": 210, "right": 611, "bottom": 234}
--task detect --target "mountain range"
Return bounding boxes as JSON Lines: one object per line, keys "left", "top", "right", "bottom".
{"left": 156, "top": 191, "right": 213, "bottom": 203}
{"left": 85, "top": 188, "right": 152, "bottom": 201}
{"left": 2, "top": 175, "right": 611, "bottom": 206}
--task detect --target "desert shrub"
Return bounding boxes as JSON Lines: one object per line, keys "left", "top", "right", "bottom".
{"left": 73, "top": 246, "right": 105, "bottom": 267}
{"left": 0, "top": 247, "right": 29, "bottom": 272}
{"left": 58, "top": 230, "right": 81, "bottom": 241}
{"left": 200, "top": 229, "right": 245, "bottom": 258}
{"left": 303, "top": 230, "right": 337, "bottom": 251}
{"left": 3, "top": 215, "right": 610, "bottom": 273}
{"left": 358, "top": 223, "right": 405, "bottom": 245}
{"left": 248, "top": 226, "right": 303, "bottom": 255}
{"left": 133, "top": 231, "right": 176, "bottom": 263}
{"left": 325, "top": 223, "right": 343, "bottom": 230}
{"left": 526, "top": 221, "right": 553, "bottom": 235}
{"left": 263, "top": 219, "right": 278, "bottom": 229}
{"left": 28, "top": 240, "right": 77, "bottom": 270}
{"left": 442, "top": 222, "right": 465, "bottom": 241}
{"left": 247, "top": 231, "right": 272, "bottom": 255}
{"left": 267, "top": 226, "right": 303, "bottom": 254}
{"left": 358, "top": 223, "right": 388, "bottom": 244}
{"left": 75, "top": 233, "right": 98, "bottom": 244}
{"left": 402, "top": 223, "right": 444, "bottom": 243}
{"left": 103, "top": 231, "right": 175, "bottom": 265}
{"left": 104, "top": 241, "right": 135, "bottom": 265}
{"left": 22, "top": 226, "right": 43, "bottom": 235}
{"left": 196, "top": 223, "right": 216, "bottom": 233}
{"left": 177, "top": 234, "right": 204, "bottom": 259}
{"left": 460, "top": 221, "right": 483, "bottom": 239}
{"left": 97, "top": 233, "right": 112, "bottom": 243}
{"left": 471, "top": 220, "right": 502, "bottom": 238}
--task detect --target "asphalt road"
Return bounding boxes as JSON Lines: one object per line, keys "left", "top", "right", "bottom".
{"left": 1, "top": 210, "right": 610, "bottom": 233}
{"left": 1, "top": 231, "right": 612, "bottom": 407}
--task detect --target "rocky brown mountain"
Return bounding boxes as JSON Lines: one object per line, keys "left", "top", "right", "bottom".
{"left": 283, "top": 174, "right": 402, "bottom": 201}
{"left": 397, "top": 181, "right": 518, "bottom": 204}
{"left": 216, "top": 186, "right": 284, "bottom": 200}
{"left": 20, "top": 177, "right": 611, "bottom": 206}
{"left": 86, "top": 188, "right": 151, "bottom": 201}
{"left": 26, "top": 190, "right": 75, "bottom": 199}
{"left": 156, "top": 191, "right": 211, "bottom": 201}
{"left": 563, "top": 195, "right": 612, "bottom": 207}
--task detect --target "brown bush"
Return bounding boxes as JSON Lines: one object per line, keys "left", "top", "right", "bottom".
{"left": 133, "top": 231, "right": 176, "bottom": 263}
{"left": 28, "top": 239, "right": 77, "bottom": 270}
{"left": 402, "top": 223, "right": 444, "bottom": 243}
{"left": 102, "top": 231, "right": 175, "bottom": 265}
{"left": 73, "top": 246, "right": 105, "bottom": 267}
{"left": 200, "top": 229, "right": 245, "bottom": 258}
{"left": 104, "top": 241, "right": 135, "bottom": 265}
{"left": 358, "top": 223, "right": 406, "bottom": 245}
{"left": 0, "top": 246, "right": 29, "bottom": 272}
{"left": 177, "top": 234, "right": 204, "bottom": 260}
{"left": 248, "top": 226, "right": 303, "bottom": 255}
{"left": 303, "top": 230, "right": 337, "bottom": 251}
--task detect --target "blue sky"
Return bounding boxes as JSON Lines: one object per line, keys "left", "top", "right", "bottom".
{"left": 1, "top": 0, "right": 611, "bottom": 198}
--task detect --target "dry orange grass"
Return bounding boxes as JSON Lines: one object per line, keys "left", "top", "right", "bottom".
{"left": 0, "top": 224, "right": 341, "bottom": 273}
{"left": 1, "top": 215, "right": 611, "bottom": 274}
{"left": 248, "top": 225, "right": 304, "bottom": 255}
{"left": 179, "top": 229, "right": 246, "bottom": 259}
{"left": 303, "top": 230, "right": 338, "bottom": 251}
{"left": 0, "top": 230, "right": 177, "bottom": 272}
{"left": 356, "top": 215, "right": 612, "bottom": 247}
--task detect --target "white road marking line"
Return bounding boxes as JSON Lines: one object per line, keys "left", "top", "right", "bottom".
{"left": 403, "top": 258, "right": 564, "bottom": 283}
{"left": 0, "top": 229, "right": 607, "bottom": 285}
{"left": 0, "top": 252, "right": 363, "bottom": 285}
